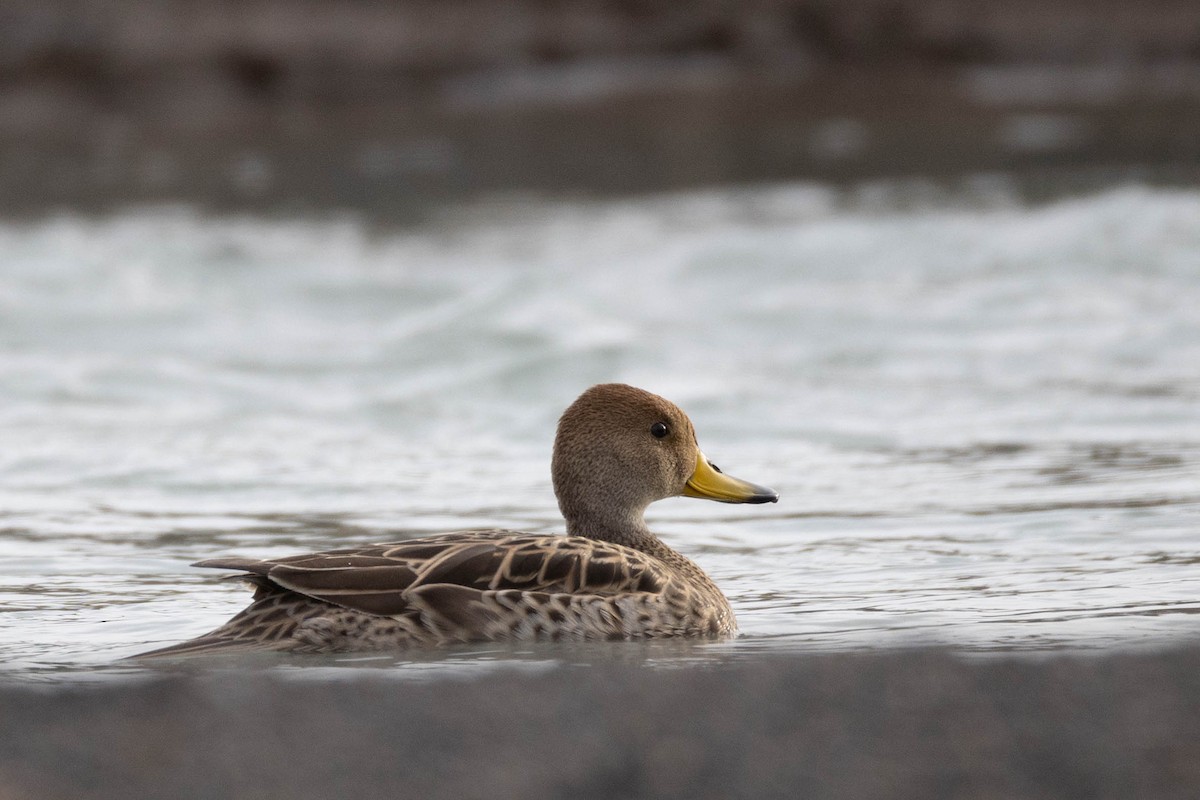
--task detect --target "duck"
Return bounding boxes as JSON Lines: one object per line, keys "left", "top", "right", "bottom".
{"left": 137, "top": 383, "right": 778, "bottom": 656}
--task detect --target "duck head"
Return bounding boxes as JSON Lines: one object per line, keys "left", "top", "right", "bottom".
{"left": 551, "top": 383, "right": 778, "bottom": 542}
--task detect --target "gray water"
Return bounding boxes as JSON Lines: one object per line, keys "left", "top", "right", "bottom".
{"left": 2, "top": 183, "right": 1199, "bottom": 682}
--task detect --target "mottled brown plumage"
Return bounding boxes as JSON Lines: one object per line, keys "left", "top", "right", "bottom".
{"left": 137, "top": 384, "right": 777, "bottom": 657}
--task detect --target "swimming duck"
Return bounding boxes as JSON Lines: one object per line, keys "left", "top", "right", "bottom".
{"left": 138, "top": 383, "right": 777, "bottom": 656}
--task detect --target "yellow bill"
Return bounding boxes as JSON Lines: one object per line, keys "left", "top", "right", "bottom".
{"left": 683, "top": 452, "right": 778, "bottom": 504}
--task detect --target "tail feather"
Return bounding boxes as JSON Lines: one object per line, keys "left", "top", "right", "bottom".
{"left": 130, "top": 635, "right": 267, "bottom": 659}
{"left": 128, "top": 584, "right": 331, "bottom": 659}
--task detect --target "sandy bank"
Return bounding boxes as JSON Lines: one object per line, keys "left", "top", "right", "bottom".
{"left": 3, "top": 646, "right": 1199, "bottom": 799}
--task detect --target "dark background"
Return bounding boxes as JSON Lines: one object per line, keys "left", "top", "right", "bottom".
{"left": 3, "top": 0, "right": 1200, "bottom": 218}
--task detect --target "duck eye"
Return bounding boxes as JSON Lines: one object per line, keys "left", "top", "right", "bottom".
{"left": 650, "top": 422, "right": 669, "bottom": 439}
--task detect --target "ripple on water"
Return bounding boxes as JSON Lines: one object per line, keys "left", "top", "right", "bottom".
{"left": 2, "top": 185, "right": 1200, "bottom": 680}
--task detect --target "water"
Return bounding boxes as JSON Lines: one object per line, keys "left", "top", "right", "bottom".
{"left": 2, "top": 183, "right": 1199, "bottom": 682}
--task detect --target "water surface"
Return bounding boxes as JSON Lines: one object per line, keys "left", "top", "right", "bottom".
{"left": 2, "top": 184, "right": 1198, "bottom": 682}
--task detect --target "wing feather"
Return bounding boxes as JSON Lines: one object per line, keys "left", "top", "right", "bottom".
{"left": 192, "top": 530, "right": 669, "bottom": 619}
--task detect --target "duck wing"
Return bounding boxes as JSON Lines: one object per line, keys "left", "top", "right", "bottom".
{"left": 194, "top": 530, "right": 668, "bottom": 618}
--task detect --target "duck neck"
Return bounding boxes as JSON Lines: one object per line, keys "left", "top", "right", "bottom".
{"left": 564, "top": 506, "right": 671, "bottom": 557}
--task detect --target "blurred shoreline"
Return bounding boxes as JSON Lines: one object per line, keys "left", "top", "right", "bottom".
{"left": 4, "top": 646, "right": 1200, "bottom": 799}
{"left": 3, "top": 1, "right": 1200, "bottom": 219}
